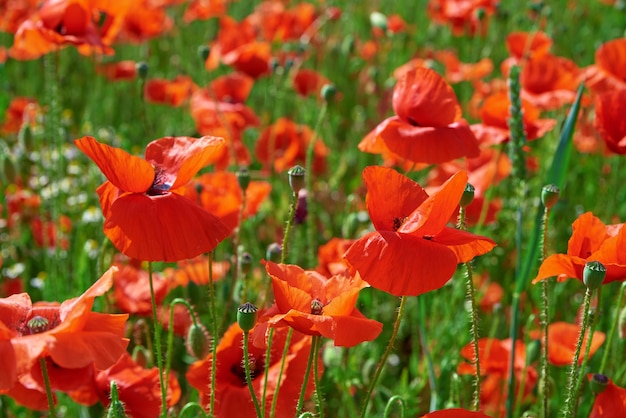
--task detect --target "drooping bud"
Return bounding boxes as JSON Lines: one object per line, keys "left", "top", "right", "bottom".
{"left": 186, "top": 322, "right": 211, "bottom": 360}
{"left": 460, "top": 183, "right": 475, "bottom": 208}
{"left": 27, "top": 316, "right": 49, "bottom": 334}
{"left": 288, "top": 165, "right": 306, "bottom": 194}
{"left": 541, "top": 184, "right": 560, "bottom": 209}
{"left": 583, "top": 260, "right": 607, "bottom": 290}
{"left": 237, "top": 302, "right": 258, "bottom": 332}
{"left": 590, "top": 373, "right": 609, "bottom": 395}
{"left": 237, "top": 167, "right": 250, "bottom": 192}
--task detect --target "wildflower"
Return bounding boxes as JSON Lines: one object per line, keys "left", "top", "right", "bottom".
{"left": 544, "top": 322, "right": 605, "bottom": 366}
{"left": 75, "top": 135, "right": 232, "bottom": 262}
{"left": 263, "top": 261, "right": 383, "bottom": 347}
{"left": 164, "top": 254, "right": 230, "bottom": 289}
{"left": 144, "top": 75, "right": 198, "bottom": 107}
{"left": 95, "top": 60, "right": 138, "bottom": 81}
{"left": 344, "top": 166, "right": 496, "bottom": 296}
{"left": 359, "top": 67, "right": 480, "bottom": 165}
{"left": 583, "top": 37, "right": 626, "bottom": 94}
{"left": 593, "top": 89, "right": 626, "bottom": 155}
{"left": 533, "top": 212, "right": 626, "bottom": 285}
{"left": 589, "top": 376, "right": 626, "bottom": 418}
{"left": 112, "top": 259, "right": 168, "bottom": 315}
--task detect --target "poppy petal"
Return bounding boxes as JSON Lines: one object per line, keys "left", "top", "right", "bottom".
{"left": 431, "top": 227, "right": 497, "bottom": 263}
{"left": 326, "top": 312, "right": 383, "bottom": 347}
{"left": 49, "top": 325, "right": 129, "bottom": 370}
{"left": 532, "top": 254, "right": 585, "bottom": 284}
{"left": 567, "top": 212, "right": 610, "bottom": 258}
{"left": 420, "top": 409, "right": 494, "bottom": 418}
{"left": 144, "top": 136, "right": 224, "bottom": 189}
{"left": 271, "top": 277, "right": 313, "bottom": 314}
{"left": 344, "top": 231, "right": 458, "bottom": 296}
{"left": 104, "top": 192, "right": 232, "bottom": 262}
{"left": 363, "top": 165, "right": 429, "bottom": 232}
{"left": 75, "top": 136, "right": 154, "bottom": 193}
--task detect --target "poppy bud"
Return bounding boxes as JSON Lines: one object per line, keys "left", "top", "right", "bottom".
{"left": 541, "top": 184, "right": 560, "bottom": 209}
{"left": 136, "top": 62, "right": 149, "bottom": 79}
{"left": 590, "top": 373, "right": 609, "bottom": 395}
{"left": 239, "top": 252, "right": 253, "bottom": 276}
{"left": 19, "top": 124, "right": 34, "bottom": 151}
{"left": 284, "top": 58, "right": 294, "bottom": 73}
{"left": 237, "top": 302, "right": 258, "bottom": 332}
{"left": 460, "top": 183, "right": 475, "bottom": 207}
{"left": 266, "top": 243, "right": 282, "bottom": 262}
{"left": 27, "top": 316, "right": 49, "bottom": 334}
{"left": 288, "top": 165, "right": 306, "bottom": 194}
{"left": 526, "top": 339, "right": 541, "bottom": 365}
{"left": 197, "top": 45, "right": 210, "bottom": 62}
{"left": 2, "top": 156, "right": 17, "bottom": 184}
{"left": 321, "top": 84, "right": 337, "bottom": 102}
{"left": 186, "top": 322, "right": 211, "bottom": 360}
{"left": 237, "top": 167, "right": 250, "bottom": 192}
{"left": 294, "top": 189, "right": 308, "bottom": 225}
{"left": 583, "top": 260, "right": 606, "bottom": 290}
{"left": 475, "top": 7, "right": 486, "bottom": 21}
{"left": 107, "top": 381, "right": 128, "bottom": 418}
{"left": 369, "top": 11, "right": 388, "bottom": 32}
{"left": 619, "top": 305, "right": 626, "bottom": 339}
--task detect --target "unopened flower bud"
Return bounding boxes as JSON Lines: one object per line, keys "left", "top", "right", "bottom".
{"left": 583, "top": 260, "right": 606, "bottom": 290}
{"left": 541, "top": 184, "right": 560, "bottom": 209}
{"left": 288, "top": 165, "right": 306, "bottom": 194}
{"left": 237, "top": 167, "right": 250, "bottom": 192}
{"left": 197, "top": 45, "right": 210, "bottom": 62}
{"left": 321, "top": 84, "right": 337, "bottom": 102}
{"left": 240, "top": 252, "right": 253, "bottom": 276}
{"left": 136, "top": 62, "right": 149, "bottom": 79}
{"left": 460, "top": 183, "right": 475, "bottom": 208}
{"left": 590, "top": 373, "right": 609, "bottom": 395}
{"left": 106, "top": 381, "right": 128, "bottom": 418}
{"left": 237, "top": 302, "right": 258, "bottom": 332}
{"left": 369, "top": 11, "right": 388, "bottom": 31}
{"left": 266, "top": 243, "right": 282, "bottom": 262}
{"left": 186, "top": 322, "right": 210, "bottom": 360}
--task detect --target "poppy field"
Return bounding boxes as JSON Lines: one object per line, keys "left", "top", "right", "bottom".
{"left": 2, "top": 0, "right": 626, "bottom": 417}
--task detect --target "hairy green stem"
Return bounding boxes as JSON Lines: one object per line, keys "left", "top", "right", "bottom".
{"left": 166, "top": 298, "right": 197, "bottom": 384}
{"left": 207, "top": 252, "right": 218, "bottom": 417}
{"left": 40, "top": 357, "right": 56, "bottom": 417}
{"left": 418, "top": 296, "right": 438, "bottom": 412}
{"left": 296, "top": 336, "right": 318, "bottom": 416}
{"left": 539, "top": 206, "right": 551, "bottom": 418}
{"left": 312, "top": 335, "right": 325, "bottom": 418}
{"left": 600, "top": 282, "right": 626, "bottom": 374}
{"left": 148, "top": 262, "right": 167, "bottom": 418}
{"left": 270, "top": 328, "right": 293, "bottom": 418}
{"left": 280, "top": 191, "right": 299, "bottom": 264}
{"left": 360, "top": 296, "right": 408, "bottom": 418}
{"left": 243, "top": 330, "right": 263, "bottom": 417}
{"left": 383, "top": 395, "right": 406, "bottom": 418}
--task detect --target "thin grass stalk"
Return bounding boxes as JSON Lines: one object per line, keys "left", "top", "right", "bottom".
{"left": 418, "top": 296, "right": 438, "bottom": 411}
{"left": 600, "top": 282, "right": 626, "bottom": 374}
{"left": 360, "top": 296, "right": 408, "bottom": 418}
{"left": 147, "top": 261, "right": 167, "bottom": 418}
{"left": 39, "top": 357, "right": 56, "bottom": 417}
{"left": 561, "top": 287, "right": 594, "bottom": 418}
{"left": 243, "top": 329, "right": 263, "bottom": 418}
{"left": 296, "top": 336, "right": 318, "bottom": 416}
{"left": 383, "top": 395, "right": 406, "bottom": 418}
{"left": 207, "top": 251, "right": 218, "bottom": 417}
{"left": 270, "top": 328, "right": 293, "bottom": 418}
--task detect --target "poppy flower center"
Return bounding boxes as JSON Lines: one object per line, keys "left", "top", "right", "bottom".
{"left": 393, "top": 217, "right": 406, "bottom": 231}
{"left": 27, "top": 316, "right": 50, "bottom": 334}
{"left": 147, "top": 167, "right": 172, "bottom": 196}
{"left": 311, "top": 299, "right": 324, "bottom": 315}
{"left": 230, "top": 355, "right": 265, "bottom": 387}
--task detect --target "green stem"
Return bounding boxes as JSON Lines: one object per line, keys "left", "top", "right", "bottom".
{"left": 243, "top": 330, "right": 263, "bottom": 418}
{"left": 280, "top": 191, "right": 298, "bottom": 264}
{"left": 418, "top": 295, "right": 438, "bottom": 411}
{"left": 270, "top": 328, "right": 293, "bottom": 418}
{"left": 148, "top": 262, "right": 167, "bottom": 418}
{"left": 600, "top": 282, "right": 626, "bottom": 374}
{"left": 312, "top": 335, "right": 324, "bottom": 418}
{"left": 166, "top": 298, "right": 197, "bottom": 383}
{"left": 383, "top": 396, "right": 406, "bottom": 418}
{"left": 207, "top": 251, "right": 218, "bottom": 417}
{"left": 179, "top": 402, "right": 210, "bottom": 418}
{"left": 540, "top": 206, "right": 551, "bottom": 418}
{"left": 561, "top": 287, "right": 593, "bottom": 418}
{"left": 304, "top": 102, "right": 328, "bottom": 268}
{"left": 262, "top": 327, "right": 275, "bottom": 416}
{"left": 360, "top": 296, "right": 408, "bottom": 418}
{"left": 296, "top": 336, "right": 318, "bottom": 416}
{"left": 39, "top": 357, "right": 56, "bottom": 417}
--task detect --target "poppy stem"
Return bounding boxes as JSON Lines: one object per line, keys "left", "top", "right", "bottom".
{"left": 599, "top": 282, "right": 626, "bottom": 374}
{"left": 262, "top": 327, "right": 275, "bottom": 416}
{"left": 39, "top": 357, "right": 56, "bottom": 417}
{"left": 312, "top": 335, "right": 325, "bottom": 418}
{"left": 572, "top": 291, "right": 600, "bottom": 417}
{"left": 383, "top": 395, "right": 406, "bottom": 418}
{"left": 539, "top": 204, "right": 552, "bottom": 418}
{"left": 148, "top": 261, "right": 168, "bottom": 418}
{"left": 561, "top": 287, "right": 594, "bottom": 418}
{"left": 281, "top": 191, "right": 298, "bottom": 264}
{"left": 179, "top": 402, "right": 210, "bottom": 418}
{"left": 270, "top": 328, "right": 293, "bottom": 418}
{"left": 207, "top": 251, "right": 219, "bottom": 417}
{"left": 417, "top": 296, "right": 438, "bottom": 411}
{"left": 304, "top": 101, "right": 328, "bottom": 268}
{"left": 243, "top": 329, "right": 263, "bottom": 418}
{"left": 296, "top": 335, "right": 318, "bottom": 416}
{"left": 360, "top": 295, "right": 408, "bottom": 418}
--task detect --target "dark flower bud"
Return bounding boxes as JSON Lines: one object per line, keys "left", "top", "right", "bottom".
{"left": 460, "top": 183, "right": 475, "bottom": 207}
{"left": 590, "top": 373, "right": 609, "bottom": 395}
{"left": 541, "top": 184, "right": 560, "bottom": 209}
{"left": 321, "top": 84, "right": 337, "bottom": 102}
{"left": 239, "top": 252, "right": 253, "bottom": 276}
{"left": 136, "top": 62, "right": 149, "bottom": 79}
{"left": 197, "top": 45, "right": 210, "bottom": 62}
{"left": 583, "top": 260, "right": 606, "bottom": 290}
{"left": 237, "top": 167, "right": 250, "bottom": 192}
{"left": 294, "top": 189, "right": 308, "bottom": 225}
{"left": 266, "top": 243, "right": 282, "bottom": 262}
{"left": 27, "top": 316, "right": 49, "bottom": 334}
{"left": 237, "top": 302, "right": 258, "bottom": 332}
{"left": 288, "top": 165, "right": 306, "bottom": 194}
{"left": 186, "top": 322, "right": 210, "bottom": 360}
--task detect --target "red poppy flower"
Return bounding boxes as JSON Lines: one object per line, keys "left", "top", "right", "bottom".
{"left": 533, "top": 212, "right": 626, "bottom": 285}
{"left": 594, "top": 89, "right": 626, "bottom": 155}
{"left": 183, "top": 0, "right": 229, "bottom": 23}
{"left": 115, "top": 0, "right": 173, "bottom": 44}
{"left": 0, "top": 0, "right": 39, "bottom": 34}
{"left": 187, "top": 322, "right": 316, "bottom": 417}
{"left": 344, "top": 166, "right": 496, "bottom": 296}
{"left": 1, "top": 97, "right": 39, "bottom": 134}
{"left": 590, "top": 377, "right": 626, "bottom": 418}
{"left": 545, "top": 322, "right": 605, "bottom": 366}
{"left": 0, "top": 267, "right": 129, "bottom": 392}
{"left": 421, "top": 409, "right": 494, "bottom": 418}
{"left": 74, "top": 135, "right": 232, "bottom": 262}
{"left": 359, "top": 67, "right": 480, "bottom": 164}
{"left": 263, "top": 261, "right": 383, "bottom": 347}
{"left": 293, "top": 68, "right": 332, "bottom": 98}
{"left": 144, "top": 75, "right": 198, "bottom": 107}
{"left": 255, "top": 117, "right": 329, "bottom": 174}
{"left": 68, "top": 352, "right": 181, "bottom": 418}
{"left": 29, "top": 215, "right": 72, "bottom": 250}
{"left": 583, "top": 38, "right": 626, "bottom": 94}
{"left": 433, "top": 50, "right": 494, "bottom": 84}
{"left": 95, "top": 60, "right": 137, "bottom": 81}
{"left": 164, "top": 254, "right": 230, "bottom": 288}
{"left": 190, "top": 83, "right": 260, "bottom": 134}
{"left": 248, "top": 1, "right": 317, "bottom": 42}
{"left": 427, "top": 0, "right": 498, "bottom": 36}
{"left": 316, "top": 238, "right": 356, "bottom": 277}
{"left": 505, "top": 31, "right": 553, "bottom": 60}
{"left": 113, "top": 260, "right": 168, "bottom": 315}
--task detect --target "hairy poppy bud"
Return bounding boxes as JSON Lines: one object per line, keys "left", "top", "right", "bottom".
{"left": 288, "top": 165, "right": 306, "bottom": 194}
{"left": 541, "top": 184, "right": 560, "bottom": 209}
{"left": 186, "top": 322, "right": 210, "bottom": 360}
{"left": 583, "top": 260, "right": 606, "bottom": 290}
{"left": 321, "top": 84, "right": 337, "bottom": 102}
{"left": 460, "top": 183, "right": 475, "bottom": 208}
{"left": 237, "top": 302, "right": 258, "bottom": 332}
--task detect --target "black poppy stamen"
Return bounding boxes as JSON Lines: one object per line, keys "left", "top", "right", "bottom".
{"left": 147, "top": 167, "right": 172, "bottom": 195}
{"left": 393, "top": 216, "right": 406, "bottom": 231}
{"left": 423, "top": 235, "right": 434, "bottom": 240}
